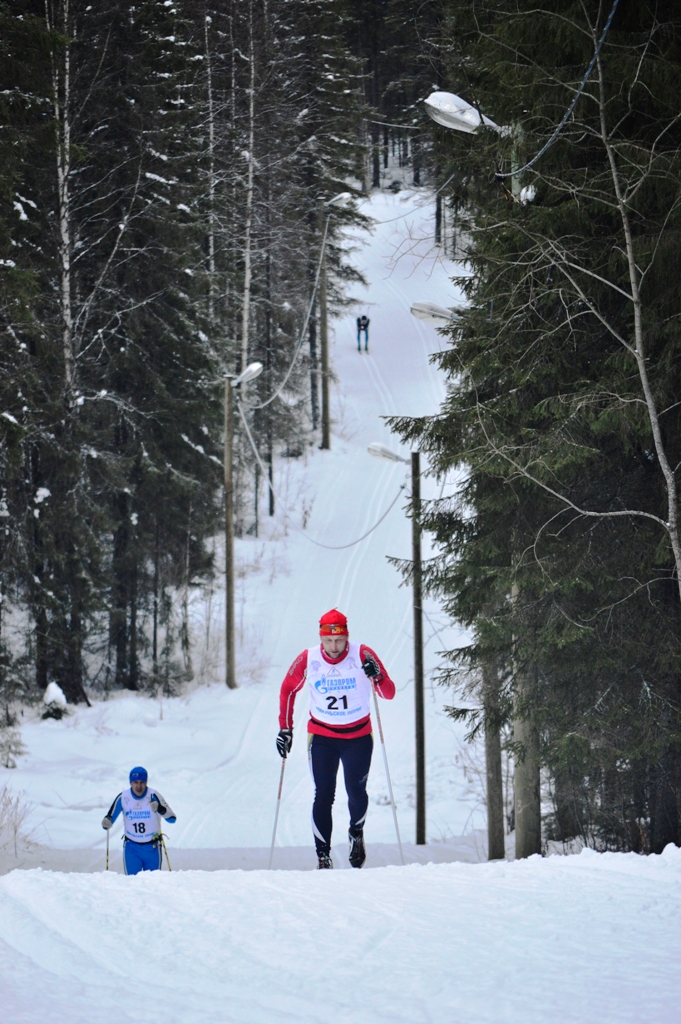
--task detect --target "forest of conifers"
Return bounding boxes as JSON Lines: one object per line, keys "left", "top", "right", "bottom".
{"left": 1, "top": 1, "right": 680, "bottom": 854}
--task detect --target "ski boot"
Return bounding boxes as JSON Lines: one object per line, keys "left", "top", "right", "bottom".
{"left": 348, "top": 829, "right": 366, "bottom": 869}
{"left": 317, "top": 849, "right": 333, "bottom": 869}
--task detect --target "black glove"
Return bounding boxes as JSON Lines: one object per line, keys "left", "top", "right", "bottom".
{"left": 362, "top": 653, "right": 381, "bottom": 680}
{"left": 276, "top": 728, "right": 293, "bottom": 758}
{"left": 150, "top": 796, "right": 167, "bottom": 815}
{"left": 101, "top": 816, "right": 113, "bottom": 831}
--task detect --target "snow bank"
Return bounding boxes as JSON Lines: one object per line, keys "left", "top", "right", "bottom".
{"left": 1, "top": 847, "right": 679, "bottom": 1024}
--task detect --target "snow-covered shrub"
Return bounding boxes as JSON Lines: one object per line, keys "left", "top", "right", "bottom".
{"left": 42, "top": 682, "right": 68, "bottom": 720}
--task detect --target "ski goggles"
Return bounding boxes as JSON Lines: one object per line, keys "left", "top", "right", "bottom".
{"left": 319, "top": 623, "right": 348, "bottom": 636}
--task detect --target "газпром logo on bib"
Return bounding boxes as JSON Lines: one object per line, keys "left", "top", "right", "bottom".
{"left": 314, "top": 676, "right": 357, "bottom": 696}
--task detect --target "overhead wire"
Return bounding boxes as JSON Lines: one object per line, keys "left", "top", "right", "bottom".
{"left": 236, "top": 395, "right": 407, "bottom": 550}
{"left": 250, "top": 214, "right": 330, "bottom": 410}
{"left": 496, "top": 0, "right": 621, "bottom": 179}
{"left": 367, "top": 118, "right": 420, "bottom": 131}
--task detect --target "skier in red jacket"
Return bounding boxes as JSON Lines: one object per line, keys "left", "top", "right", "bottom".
{"left": 277, "top": 608, "right": 395, "bottom": 869}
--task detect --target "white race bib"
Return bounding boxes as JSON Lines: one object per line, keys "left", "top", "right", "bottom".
{"left": 307, "top": 642, "right": 372, "bottom": 726}
{"left": 121, "top": 788, "right": 161, "bottom": 843}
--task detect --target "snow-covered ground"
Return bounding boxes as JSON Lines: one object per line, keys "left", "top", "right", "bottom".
{"left": 1, "top": 189, "right": 679, "bottom": 1024}
{"left": 2, "top": 847, "right": 680, "bottom": 1023}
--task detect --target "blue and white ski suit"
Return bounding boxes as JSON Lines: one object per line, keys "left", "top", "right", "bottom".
{"left": 105, "top": 787, "right": 176, "bottom": 875}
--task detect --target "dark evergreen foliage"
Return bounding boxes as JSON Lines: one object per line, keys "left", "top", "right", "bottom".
{"left": 390, "top": 0, "right": 681, "bottom": 851}
{"left": 0, "top": 0, "right": 366, "bottom": 708}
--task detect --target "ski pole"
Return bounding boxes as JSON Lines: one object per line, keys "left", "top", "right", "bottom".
{"left": 160, "top": 834, "right": 172, "bottom": 871}
{"left": 372, "top": 684, "right": 405, "bottom": 865}
{"left": 268, "top": 757, "right": 287, "bottom": 870}
{"left": 105, "top": 829, "right": 110, "bottom": 871}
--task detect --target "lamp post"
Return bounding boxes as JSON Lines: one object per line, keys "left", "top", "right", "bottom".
{"left": 319, "top": 192, "right": 352, "bottom": 451}
{"left": 368, "top": 442, "right": 425, "bottom": 845}
{"left": 423, "top": 93, "right": 538, "bottom": 859}
{"left": 224, "top": 361, "right": 263, "bottom": 689}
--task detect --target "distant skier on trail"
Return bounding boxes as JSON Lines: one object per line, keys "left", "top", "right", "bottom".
{"left": 102, "top": 766, "right": 176, "bottom": 875}
{"left": 276, "top": 608, "right": 395, "bottom": 869}
{"left": 356, "top": 314, "right": 370, "bottom": 352}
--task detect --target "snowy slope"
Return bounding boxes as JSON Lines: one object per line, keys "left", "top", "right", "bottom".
{"left": 1, "top": 847, "right": 680, "bottom": 1024}
{"left": 2, "top": 190, "right": 482, "bottom": 860}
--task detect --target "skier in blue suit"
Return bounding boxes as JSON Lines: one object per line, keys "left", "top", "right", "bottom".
{"left": 102, "top": 766, "right": 176, "bottom": 875}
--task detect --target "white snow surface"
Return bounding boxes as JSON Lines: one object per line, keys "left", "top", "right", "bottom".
{"left": 3, "top": 191, "right": 678, "bottom": 1022}
{"left": 1, "top": 847, "right": 680, "bottom": 1023}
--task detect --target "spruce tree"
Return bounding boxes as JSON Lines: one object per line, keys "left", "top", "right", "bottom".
{"left": 391, "top": 0, "right": 681, "bottom": 853}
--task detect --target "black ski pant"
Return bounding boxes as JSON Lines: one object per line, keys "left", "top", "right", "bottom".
{"left": 309, "top": 732, "right": 373, "bottom": 854}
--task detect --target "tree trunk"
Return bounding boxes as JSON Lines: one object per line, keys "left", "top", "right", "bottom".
{"left": 181, "top": 502, "right": 193, "bottom": 678}
{"left": 204, "top": 13, "right": 216, "bottom": 326}
{"left": 111, "top": 490, "right": 129, "bottom": 688}
{"left": 319, "top": 239, "right": 330, "bottom": 450}
{"left": 309, "top": 303, "right": 318, "bottom": 430}
{"left": 240, "top": 0, "right": 255, "bottom": 371}
{"left": 62, "top": 547, "right": 90, "bottom": 705}
{"left": 47, "top": 0, "right": 75, "bottom": 393}
{"left": 650, "top": 753, "right": 680, "bottom": 854}
{"left": 265, "top": 168, "right": 274, "bottom": 515}
{"left": 128, "top": 557, "right": 138, "bottom": 690}
{"left": 35, "top": 604, "right": 48, "bottom": 693}
{"left": 412, "top": 135, "right": 421, "bottom": 186}
{"left": 483, "top": 658, "right": 505, "bottom": 860}
{"left": 152, "top": 518, "right": 159, "bottom": 680}
{"left": 514, "top": 665, "right": 542, "bottom": 859}
{"left": 371, "top": 124, "right": 380, "bottom": 188}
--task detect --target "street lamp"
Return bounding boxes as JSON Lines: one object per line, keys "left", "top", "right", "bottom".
{"left": 319, "top": 193, "right": 353, "bottom": 450}
{"left": 368, "top": 441, "right": 426, "bottom": 846}
{"left": 424, "top": 91, "right": 502, "bottom": 135}
{"left": 224, "top": 361, "right": 263, "bottom": 689}
{"left": 410, "top": 302, "right": 461, "bottom": 324}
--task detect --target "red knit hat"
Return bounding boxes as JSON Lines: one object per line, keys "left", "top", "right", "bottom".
{"left": 319, "top": 608, "right": 348, "bottom": 636}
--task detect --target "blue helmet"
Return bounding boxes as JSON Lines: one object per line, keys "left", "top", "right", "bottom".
{"left": 129, "top": 766, "right": 148, "bottom": 783}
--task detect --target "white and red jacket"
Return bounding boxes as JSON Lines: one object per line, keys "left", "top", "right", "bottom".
{"left": 279, "top": 642, "right": 395, "bottom": 740}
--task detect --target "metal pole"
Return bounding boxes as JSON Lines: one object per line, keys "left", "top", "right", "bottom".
{"left": 105, "top": 829, "right": 109, "bottom": 871}
{"left": 320, "top": 228, "right": 330, "bottom": 450}
{"left": 268, "top": 757, "right": 287, "bottom": 869}
{"left": 224, "top": 378, "right": 237, "bottom": 689}
{"left": 160, "top": 833, "right": 172, "bottom": 871}
{"left": 412, "top": 451, "right": 426, "bottom": 844}
{"left": 372, "top": 684, "right": 405, "bottom": 864}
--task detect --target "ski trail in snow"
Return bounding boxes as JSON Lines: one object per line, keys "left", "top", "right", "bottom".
{"left": 5, "top": 190, "right": 479, "bottom": 854}
{"left": 361, "top": 352, "right": 397, "bottom": 417}
{"left": 335, "top": 467, "right": 403, "bottom": 610}
{"left": 383, "top": 275, "right": 445, "bottom": 412}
